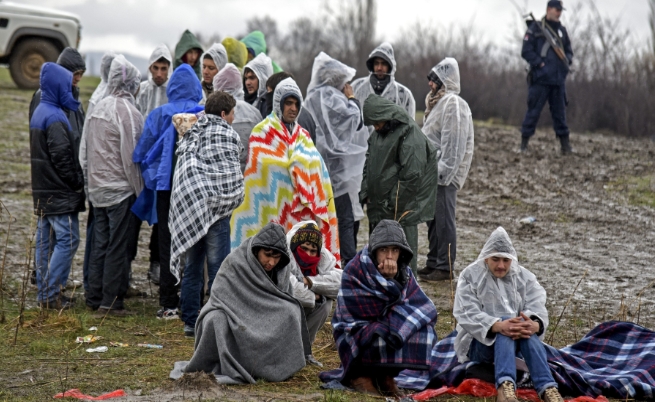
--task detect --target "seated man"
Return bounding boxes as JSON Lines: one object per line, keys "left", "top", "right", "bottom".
{"left": 323, "top": 220, "right": 438, "bottom": 398}
{"left": 287, "top": 221, "right": 342, "bottom": 364}
{"left": 173, "top": 222, "right": 311, "bottom": 384}
{"left": 453, "top": 227, "right": 563, "bottom": 402}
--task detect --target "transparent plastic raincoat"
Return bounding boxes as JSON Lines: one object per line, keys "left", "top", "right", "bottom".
{"left": 213, "top": 63, "right": 263, "bottom": 172}
{"left": 199, "top": 43, "right": 228, "bottom": 104}
{"left": 136, "top": 44, "right": 173, "bottom": 117}
{"left": 453, "top": 227, "right": 549, "bottom": 363}
{"left": 88, "top": 52, "right": 116, "bottom": 117}
{"left": 244, "top": 53, "right": 273, "bottom": 99}
{"left": 304, "top": 52, "right": 368, "bottom": 220}
{"left": 83, "top": 55, "right": 145, "bottom": 208}
{"left": 351, "top": 42, "right": 416, "bottom": 128}
{"left": 422, "top": 58, "right": 474, "bottom": 190}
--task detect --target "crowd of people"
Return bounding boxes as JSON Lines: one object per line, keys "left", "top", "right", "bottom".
{"left": 27, "top": 2, "right": 585, "bottom": 400}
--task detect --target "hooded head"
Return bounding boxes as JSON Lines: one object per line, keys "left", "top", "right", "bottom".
{"left": 477, "top": 227, "right": 518, "bottom": 263}
{"left": 147, "top": 44, "right": 172, "bottom": 86}
{"left": 241, "top": 30, "right": 267, "bottom": 59}
{"left": 307, "top": 52, "right": 356, "bottom": 93}
{"left": 273, "top": 77, "right": 302, "bottom": 124}
{"left": 213, "top": 63, "right": 244, "bottom": 100}
{"left": 201, "top": 43, "right": 228, "bottom": 84}
{"left": 174, "top": 30, "right": 203, "bottom": 73}
{"left": 105, "top": 55, "right": 141, "bottom": 97}
{"left": 243, "top": 53, "right": 273, "bottom": 98}
{"left": 166, "top": 63, "right": 203, "bottom": 103}
{"left": 57, "top": 47, "right": 86, "bottom": 74}
{"left": 366, "top": 42, "right": 397, "bottom": 78}
{"left": 100, "top": 51, "right": 117, "bottom": 83}
{"left": 39, "top": 62, "right": 81, "bottom": 112}
{"left": 432, "top": 57, "right": 461, "bottom": 95}
{"left": 369, "top": 220, "right": 413, "bottom": 269}
{"left": 363, "top": 94, "right": 411, "bottom": 127}
{"left": 222, "top": 37, "right": 248, "bottom": 70}
{"left": 251, "top": 222, "right": 291, "bottom": 274}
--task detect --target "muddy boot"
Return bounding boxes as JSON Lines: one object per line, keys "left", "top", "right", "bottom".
{"left": 520, "top": 137, "right": 530, "bottom": 153}
{"left": 148, "top": 261, "right": 160, "bottom": 285}
{"left": 559, "top": 136, "right": 574, "bottom": 154}
{"left": 496, "top": 381, "right": 519, "bottom": 402}
{"left": 349, "top": 376, "right": 381, "bottom": 397}
{"left": 541, "top": 387, "right": 564, "bottom": 402}
{"left": 418, "top": 269, "right": 452, "bottom": 282}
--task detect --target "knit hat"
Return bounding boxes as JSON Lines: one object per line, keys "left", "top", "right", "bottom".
{"left": 290, "top": 222, "right": 322, "bottom": 253}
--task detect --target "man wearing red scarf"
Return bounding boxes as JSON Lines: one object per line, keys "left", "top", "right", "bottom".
{"left": 287, "top": 221, "right": 342, "bottom": 367}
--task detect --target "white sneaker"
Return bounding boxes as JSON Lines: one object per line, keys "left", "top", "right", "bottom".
{"left": 156, "top": 308, "right": 179, "bottom": 320}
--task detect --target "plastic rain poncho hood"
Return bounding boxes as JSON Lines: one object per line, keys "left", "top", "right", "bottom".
{"left": 244, "top": 53, "right": 273, "bottom": 99}
{"left": 351, "top": 42, "right": 416, "bottom": 125}
{"left": 222, "top": 37, "right": 248, "bottom": 71}
{"left": 213, "top": 63, "right": 263, "bottom": 172}
{"left": 174, "top": 30, "right": 203, "bottom": 79}
{"left": 131, "top": 63, "right": 203, "bottom": 224}
{"left": 422, "top": 58, "right": 474, "bottom": 190}
{"left": 136, "top": 44, "right": 173, "bottom": 117}
{"left": 202, "top": 43, "right": 228, "bottom": 72}
{"left": 305, "top": 52, "right": 368, "bottom": 220}
{"left": 83, "top": 55, "right": 144, "bottom": 208}
{"left": 240, "top": 30, "right": 283, "bottom": 73}
{"left": 453, "top": 227, "right": 549, "bottom": 363}
{"left": 88, "top": 52, "right": 116, "bottom": 115}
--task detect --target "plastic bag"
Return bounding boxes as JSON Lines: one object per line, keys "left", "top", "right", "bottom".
{"left": 411, "top": 379, "right": 609, "bottom": 402}
{"left": 53, "top": 389, "right": 126, "bottom": 400}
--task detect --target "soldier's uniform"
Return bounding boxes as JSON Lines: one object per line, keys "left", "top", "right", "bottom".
{"left": 520, "top": 0, "right": 573, "bottom": 153}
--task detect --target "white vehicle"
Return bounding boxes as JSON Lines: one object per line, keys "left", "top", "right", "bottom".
{"left": 0, "top": 1, "right": 81, "bottom": 89}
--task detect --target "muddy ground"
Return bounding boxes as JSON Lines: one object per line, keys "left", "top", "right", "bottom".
{"left": 1, "top": 68, "right": 654, "bottom": 400}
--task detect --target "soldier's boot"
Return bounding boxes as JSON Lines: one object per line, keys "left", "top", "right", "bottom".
{"left": 520, "top": 137, "right": 530, "bottom": 153}
{"left": 559, "top": 136, "right": 574, "bottom": 154}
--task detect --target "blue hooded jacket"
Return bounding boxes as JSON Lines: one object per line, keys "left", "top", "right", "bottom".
{"left": 29, "top": 62, "right": 85, "bottom": 215}
{"left": 132, "top": 63, "right": 203, "bottom": 223}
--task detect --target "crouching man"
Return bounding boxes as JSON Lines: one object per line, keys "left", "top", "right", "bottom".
{"left": 172, "top": 222, "right": 311, "bottom": 384}
{"left": 287, "top": 221, "right": 342, "bottom": 366}
{"left": 323, "top": 220, "right": 438, "bottom": 398}
{"left": 453, "top": 227, "right": 563, "bottom": 402}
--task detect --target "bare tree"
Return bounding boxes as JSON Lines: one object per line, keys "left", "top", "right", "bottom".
{"left": 194, "top": 32, "right": 223, "bottom": 50}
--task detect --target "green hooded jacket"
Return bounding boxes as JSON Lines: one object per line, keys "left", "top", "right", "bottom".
{"left": 174, "top": 30, "right": 204, "bottom": 79}
{"left": 360, "top": 94, "right": 438, "bottom": 227}
{"left": 240, "top": 31, "right": 283, "bottom": 73}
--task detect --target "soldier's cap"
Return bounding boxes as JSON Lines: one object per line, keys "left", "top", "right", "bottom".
{"left": 547, "top": 0, "right": 565, "bottom": 10}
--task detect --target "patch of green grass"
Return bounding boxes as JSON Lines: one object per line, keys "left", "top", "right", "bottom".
{"left": 607, "top": 175, "right": 655, "bottom": 208}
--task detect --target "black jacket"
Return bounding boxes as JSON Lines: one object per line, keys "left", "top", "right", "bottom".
{"left": 29, "top": 62, "right": 85, "bottom": 215}
{"left": 522, "top": 19, "right": 573, "bottom": 86}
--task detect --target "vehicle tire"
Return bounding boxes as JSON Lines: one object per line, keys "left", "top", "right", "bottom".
{"left": 9, "top": 38, "right": 60, "bottom": 89}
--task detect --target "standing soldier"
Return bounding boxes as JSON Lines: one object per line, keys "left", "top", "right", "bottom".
{"left": 519, "top": 0, "right": 573, "bottom": 154}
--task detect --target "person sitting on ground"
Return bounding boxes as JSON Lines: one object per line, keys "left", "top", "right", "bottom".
{"left": 199, "top": 43, "right": 228, "bottom": 104}
{"left": 287, "top": 221, "right": 342, "bottom": 366}
{"left": 168, "top": 91, "right": 245, "bottom": 337}
{"left": 174, "top": 29, "right": 203, "bottom": 80}
{"left": 172, "top": 222, "right": 311, "bottom": 384}
{"left": 212, "top": 63, "right": 263, "bottom": 173}
{"left": 453, "top": 226, "right": 564, "bottom": 402}
{"left": 230, "top": 77, "right": 340, "bottom": 264}
{"left": 321, "top": 220, "right": 438, "bottom": 398}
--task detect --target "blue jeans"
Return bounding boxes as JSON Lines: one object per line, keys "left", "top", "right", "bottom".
{"left": 468, "top": 333, "right": 557, "bottom": 396}
{"left": 180, "top": 216, "right": 231, "bottom": 327}
{"left": 35, "top": 213, "right": 80, "bottom": 303}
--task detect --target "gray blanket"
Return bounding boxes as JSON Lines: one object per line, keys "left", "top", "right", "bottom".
{"left": 170, "top": 222, "right": 311, "bottom": 384}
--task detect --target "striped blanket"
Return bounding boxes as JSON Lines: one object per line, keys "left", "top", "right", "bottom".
{"left": 393, "top": 321, "right": 655, "bottom": 399}
{"left": 230, "top": 113, "right": 340, "bottom": 264}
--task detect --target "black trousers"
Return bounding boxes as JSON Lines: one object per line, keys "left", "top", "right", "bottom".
{"left": 335, "top": 193, "right": 356, "bottom": 266}
{"left": 426, "top": 184, "right": 457, "bottom": 272}
{"left": 157, "top": 190, "right": 179, "bottom": 309}
{"left": 520, "top": 83, "right": 569, "bottom": 138}
{"left": 86, "top": 195, "right": 136, "bottom": 310}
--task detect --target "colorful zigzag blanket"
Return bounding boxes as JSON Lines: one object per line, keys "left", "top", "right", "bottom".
{"left": 230, "top": 114, "right": 340, "bottom": 265}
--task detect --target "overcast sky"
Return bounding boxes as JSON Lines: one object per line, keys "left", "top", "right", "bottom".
{"left": 23, "top": 0, "right": 651, "bottom": 57}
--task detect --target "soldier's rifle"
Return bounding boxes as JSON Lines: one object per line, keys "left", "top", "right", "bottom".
{"left": 525, "top": 12, "right": 569, "bottom": 65}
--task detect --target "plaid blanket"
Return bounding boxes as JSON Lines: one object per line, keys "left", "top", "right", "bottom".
{"left": 395, "top": 321, "right": 655, "bottom": 399}
{"left": 229, "top": 113, "right": 340, "bottom": 264}
{"left": 319, "top": 245, "right": 438, "bottom": 382}
{"left": 169, "top": 114, "right": 244, "bottom": 281}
